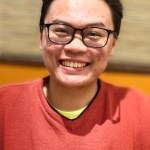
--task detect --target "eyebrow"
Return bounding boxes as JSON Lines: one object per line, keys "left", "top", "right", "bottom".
{"left": 51, "top": 19, "right": 106, "bottom": 28}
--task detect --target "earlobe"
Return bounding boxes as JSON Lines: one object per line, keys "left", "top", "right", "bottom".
{"left": 39, "top": 33, "right": 43, "bottom": 50}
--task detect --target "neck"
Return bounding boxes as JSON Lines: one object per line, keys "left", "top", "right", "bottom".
{"left": 44, "top": 77, "right": 98, "bottom": 111}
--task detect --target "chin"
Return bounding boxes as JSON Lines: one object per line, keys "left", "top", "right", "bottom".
{"left": 57, "top": 75, "right": 94, "bottom": 88}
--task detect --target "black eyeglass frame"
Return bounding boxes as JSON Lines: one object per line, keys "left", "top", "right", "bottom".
{"left": 40, "top": 22, "right": 117, "bottom": 48}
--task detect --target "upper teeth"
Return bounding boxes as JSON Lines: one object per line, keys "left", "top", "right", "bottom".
{"left": 62, "top": 61, "right": 87, "bottom": 68}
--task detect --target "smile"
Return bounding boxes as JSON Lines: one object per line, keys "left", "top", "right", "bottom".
{"left": 60, "top": 60, "right": 88, "bottom": 68}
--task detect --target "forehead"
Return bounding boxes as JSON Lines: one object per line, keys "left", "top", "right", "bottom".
{"left": 45, "top": 0, "right": 113, "bottom": 29}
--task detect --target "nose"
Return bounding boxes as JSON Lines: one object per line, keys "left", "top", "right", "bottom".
{"left": 64, "top": 31, "right": 88, "bottom": 53}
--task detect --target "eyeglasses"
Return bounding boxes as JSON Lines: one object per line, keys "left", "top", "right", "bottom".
{"left": 41, "top": 22, "right": 117, "bottom": 48}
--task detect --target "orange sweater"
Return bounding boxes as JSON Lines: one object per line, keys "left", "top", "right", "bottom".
{"left": 0, "top": 77, "right": 150, "bottom": 149}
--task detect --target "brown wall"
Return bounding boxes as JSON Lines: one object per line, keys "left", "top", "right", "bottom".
{"left": 0, "top": 63, "right": 150, "bottom": 96}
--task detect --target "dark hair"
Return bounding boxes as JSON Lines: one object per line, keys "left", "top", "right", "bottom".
{"left": 40, "top": 0, "right": 123, "bottom": 37}
{"left": 105, "top": 0, "right": 123, "bottom": 37}
{"left": 40, "top": 0, "right": 53, "bottom": 32}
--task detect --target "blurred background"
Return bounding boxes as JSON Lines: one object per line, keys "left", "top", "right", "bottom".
{"left": 0, "top": 0, "right": 150, "bottom": 95}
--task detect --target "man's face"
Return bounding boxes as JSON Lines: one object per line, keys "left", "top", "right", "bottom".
{"left": 40, "top": 0, "right": 116, "bottom": 88}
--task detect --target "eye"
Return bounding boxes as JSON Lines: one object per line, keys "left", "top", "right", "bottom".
{"left": 54, "top": 28, "right": 69, "bottom": 34}
{"left": 51, "top": 27, "right": 71, "bottom": 38}
{"left": 89, "top": 32, "right": 102, "bottom": 37}
{"left": 86, "top": 31, "right": 103, "bottom": 40}
{"left": 84, "top": 28, "right": 107, "bottom": 40}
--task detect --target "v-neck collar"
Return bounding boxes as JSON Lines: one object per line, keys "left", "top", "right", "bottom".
{"left": 38, "top": 77, "right": 106, "bottom": 131}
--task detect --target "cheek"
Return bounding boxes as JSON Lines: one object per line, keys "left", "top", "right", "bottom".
{"left": 93, "top": 50, "right": 109, "bottom": 74}
{"left": 94, "top": 49, "right": 106, "bottom": 61}
{"left": 43, "top": 46, "right": 55, "bottom": 57}
{"left": 42, "top": 45, "right": 60, "bottom": 73}
{"left": 42, "top": 44, "right": 64, "bottom": 72}
{"left": 95, "top": 45, "right": 113, "bottom": 62}
{"left": 41, "top": 31, "right": 62, "bottom": 56}
{"left": 42, "top": 44, "right": 62, "bottom": 58}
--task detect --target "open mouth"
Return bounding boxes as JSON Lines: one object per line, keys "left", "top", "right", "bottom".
{"left": 60, "top": 60, "right": 89, "bottom": 68}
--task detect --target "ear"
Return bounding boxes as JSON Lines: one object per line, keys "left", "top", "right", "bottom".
{"left": 110, "top": 38, "right": 117, "bottom": 56}
{"left": 39, "top": 33, "right": 43, "bottom": 50}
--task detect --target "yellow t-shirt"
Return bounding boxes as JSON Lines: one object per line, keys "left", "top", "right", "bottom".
{"left": 54, "top": 106, "right": 87, "bottom": 120}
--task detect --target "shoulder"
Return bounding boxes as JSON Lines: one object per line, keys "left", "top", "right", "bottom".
{"left": 100, "top": 80, "right": 150, "bottom": 147}
{"left": 100, "top": 79, "right": 150, "bottom": 101}
{"left": 0, "top": 77, "right": 46, "bottom": 105}
{"left": 101, "top": 79, "right": 150, "bottom": 116}
{"left": 100, "top": 79, "right": 150, "bottom": 112}
{"left": 0, "top": 79, "right": 40, "bottom": 95}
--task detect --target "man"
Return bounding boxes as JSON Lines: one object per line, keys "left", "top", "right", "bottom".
{"left": 0, "top": 0, "right": 150, "bottom": 149}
